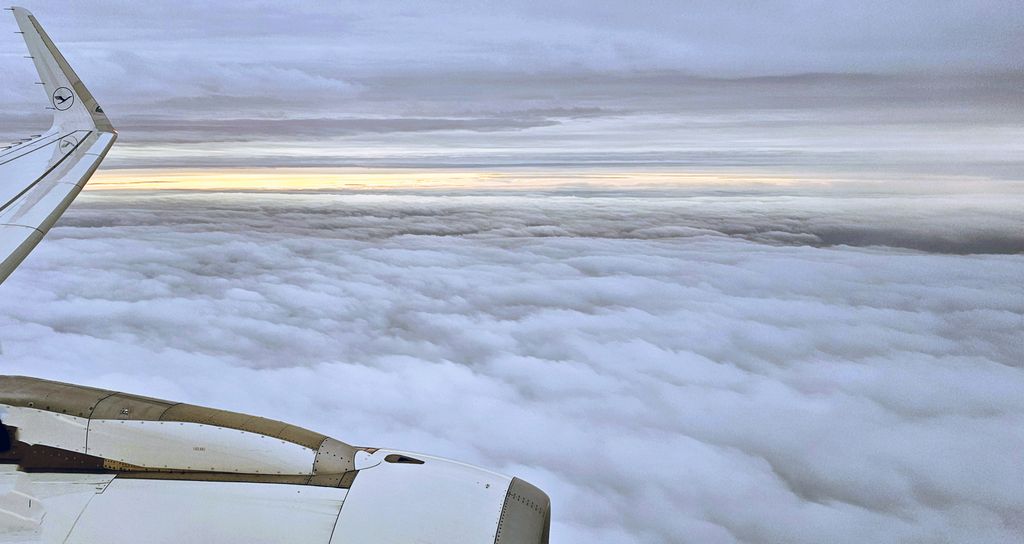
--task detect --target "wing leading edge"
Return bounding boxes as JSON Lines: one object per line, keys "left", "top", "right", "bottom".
{"left": 0, "top": 6, "right": 116, "bottom": 285}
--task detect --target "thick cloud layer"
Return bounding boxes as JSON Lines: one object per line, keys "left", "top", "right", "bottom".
{"left": 1, "top": 188, "right": 1022, "bottom": 543}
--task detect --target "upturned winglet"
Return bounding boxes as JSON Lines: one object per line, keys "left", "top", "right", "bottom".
{"left": 10, "top": 6, "right": 114, "bottom": 133}
{"left": 0, "top": 7, "right": 117, "bottom": 285}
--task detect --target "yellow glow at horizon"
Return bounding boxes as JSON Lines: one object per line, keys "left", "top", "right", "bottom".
{"left": 89, "top": 168, "right": 823, "bottom": 191}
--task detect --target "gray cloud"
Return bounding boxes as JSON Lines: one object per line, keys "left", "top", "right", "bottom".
{"left": 1, "top": 4, "right": 1021, "bottom": 174}
{"left": 1, "top": 187, "right": 1022, "bottom": 543}
{"left": 4, "top": 1, "right": 1022, "bottom": 76}
{"left": 49, "top": 185, "right": 1024, "bottom": 254}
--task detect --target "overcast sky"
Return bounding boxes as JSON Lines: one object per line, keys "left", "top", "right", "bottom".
{"left": 1, "top": 4, "right": 1023, "bottom": 543}
{"left": 1, "top": 1, "right": 1021, "bottom": 176}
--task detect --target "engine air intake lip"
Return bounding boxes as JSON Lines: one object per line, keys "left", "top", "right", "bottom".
{"left": 384, "top": 454, "right": 425, "bottom": 465}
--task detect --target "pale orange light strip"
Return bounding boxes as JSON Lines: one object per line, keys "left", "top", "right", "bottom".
{"left": 88, "top": 167, "right": 821, "bottom": 191}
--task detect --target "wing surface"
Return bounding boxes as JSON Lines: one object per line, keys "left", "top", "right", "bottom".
{"left": 0, "top": 6, "right": 116, "bottom": 285}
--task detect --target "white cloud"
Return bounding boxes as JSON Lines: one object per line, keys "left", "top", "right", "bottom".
{"left": 1, "top": 188, "right": 1022, "bottom": 543}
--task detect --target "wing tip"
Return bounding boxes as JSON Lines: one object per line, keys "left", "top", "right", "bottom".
{"left": 10, "top": 6, "right": 115, "bottom": 133}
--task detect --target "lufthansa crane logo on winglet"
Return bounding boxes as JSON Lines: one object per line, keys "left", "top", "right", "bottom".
{"left": 59, "top": 135, "right": 79, "bottom": 152}
{"left": 52, "top": 86, "right": 74, "bottom": 110}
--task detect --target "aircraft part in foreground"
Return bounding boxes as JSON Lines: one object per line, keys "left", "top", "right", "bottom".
{"left": 0, "top": 6, "right": 549, "bottom": 543}
{"left": 0, "top": 376, "right": 551, "bottom": 543}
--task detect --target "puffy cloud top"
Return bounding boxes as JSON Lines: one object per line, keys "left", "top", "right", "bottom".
{"left": 1, "top": 187, "right": 1022, "bottom": 543}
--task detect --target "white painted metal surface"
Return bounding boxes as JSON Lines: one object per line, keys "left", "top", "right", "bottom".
{"left": 0, "top": 7, "right": 116, "bottom": 287}
{"left": 87, "top": 419, "right": 318, "bottom": 474}
{"left": 0, "top": 469, "right": 43, "bottom": 534}
{"left": 331, "top": 450, "right": 513, "bottom": 544}
{"left": 1, "top": 407, "right": 87, "bottom": 454}
{"left": 9, "top": 8, "right": 113, "bottom": 133}
{"left": 0, "top": 467, "right": 115, "bottom": 544}
{"left": 353, "top": 449, "right": 385, "bottom": 470}
{"left": 2, "top": 406, "right": 320, "bottom": 475}
{"left": 65, "top": 479, "right": 346, "bottom": 544}
{"left": 0, "top": 132, "right": 115, "bottom": 229}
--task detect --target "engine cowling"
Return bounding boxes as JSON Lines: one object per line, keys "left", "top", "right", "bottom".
{"left": 0, "top": 376, "right": 550, "bottom": 544}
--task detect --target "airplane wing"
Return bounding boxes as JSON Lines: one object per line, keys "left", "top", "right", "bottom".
{"left": 0, "top": 6, "right": 116, "bottom": 285}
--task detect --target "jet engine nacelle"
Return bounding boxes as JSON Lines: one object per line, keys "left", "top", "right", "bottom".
{"left": 0, "top": 376, "right": 549, "bottom": 544}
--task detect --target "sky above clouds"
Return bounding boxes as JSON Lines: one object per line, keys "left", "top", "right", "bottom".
{"left": 0, "top": 1, "right": 1021, "bottom": 177}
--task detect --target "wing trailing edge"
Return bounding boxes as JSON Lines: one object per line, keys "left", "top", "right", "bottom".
{"left": 0, "top": 7, "right": 116, "bottom": 286}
